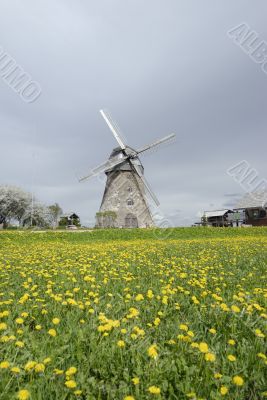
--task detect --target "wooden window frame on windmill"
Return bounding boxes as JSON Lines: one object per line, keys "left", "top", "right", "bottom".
{"left": 128, "top": 189, "right": 138, "bottom": 207}
{"left": 127, "top": 198, "right": 134, "bottom": 206}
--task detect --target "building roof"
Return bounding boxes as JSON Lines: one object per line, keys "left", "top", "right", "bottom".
{"left": 62, "top": 213, "right": 79, "bottom": 218}
{"left": 106, "top": 146, "right": 144, "bottom": 173}
{"left": 235, "top": 191, "right": 267, "bottom": 209}
{"left": 204, "top": 209, "right": 232, "bottom": 218}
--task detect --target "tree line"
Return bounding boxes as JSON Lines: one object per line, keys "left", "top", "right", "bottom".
{"left": 0, "top": 185, "right": 80, "bottom": 229}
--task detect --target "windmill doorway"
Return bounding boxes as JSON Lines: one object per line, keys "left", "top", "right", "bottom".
{"left": 125, "top": 213, "right": 138, "bottom": 228}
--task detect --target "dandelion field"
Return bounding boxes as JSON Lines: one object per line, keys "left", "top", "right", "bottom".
{"left": 0, "top": 228, "right": 266, "bottom": 400}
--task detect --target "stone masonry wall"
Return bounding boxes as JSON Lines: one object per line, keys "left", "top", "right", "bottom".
{"left": 98, "top": 170, "right": 154, "bottom": 228}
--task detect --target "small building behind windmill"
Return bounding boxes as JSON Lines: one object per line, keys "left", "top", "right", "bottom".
{"left": 59, "top": 213, "right": 81, "bottom": 228}
{"left": 201, "top": 209, "right": 234, "bottom": 227}
{"left": 200, "top": 190, "right": 267, "bottom": 227}
{"left": 234, "top": 191, "right": 267, "bottom": 226}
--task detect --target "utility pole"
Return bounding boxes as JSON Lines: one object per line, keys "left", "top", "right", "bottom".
{"left": 30, "top": 191, "right": 34, "bottom": 227}
{"left": 30, "top": 150, "right": 35, "bottom": 228}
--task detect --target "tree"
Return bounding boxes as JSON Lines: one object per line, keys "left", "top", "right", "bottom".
{"left": 96, "top": 211, "right": 117, "bottom": 228}
{"left": 0, "top": 213, "right": 5, "bottom": 229}
{"left": 59, "top": 216, "right": 69, "bottom": 227}
{"left": 0, "top": 185, "right": 62, "bottom": 228}
{"left": 0, "top": 185, "right": 32, "bottom": 226}
{"left": 21, "top": 202, "right": 50, "bottom": 228}
{"left": 48, "top": 203, "right": 63, "bottom": 228}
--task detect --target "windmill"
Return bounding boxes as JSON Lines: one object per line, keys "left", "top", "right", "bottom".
{"left": 79, "top": 110, "right": 175, "bottom": 228}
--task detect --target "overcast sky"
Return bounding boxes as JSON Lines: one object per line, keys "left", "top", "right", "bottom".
{"left": 1, "top": 0, "right": 266, "bottom": 226}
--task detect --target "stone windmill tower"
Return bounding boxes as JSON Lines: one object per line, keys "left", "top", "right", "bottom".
{"left": 79, "top": 110, "right": 175, "bottom": 228}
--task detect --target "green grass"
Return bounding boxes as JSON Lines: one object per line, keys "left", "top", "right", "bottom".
{"left": 0, "top": 228, "right": 266, "bottom": 400}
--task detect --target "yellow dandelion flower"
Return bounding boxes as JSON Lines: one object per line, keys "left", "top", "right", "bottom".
{"left": 24, "top": 361, "right": 36, "bottom": 371}
{"left": 227, "top": 354, "right": 236, "bottom": 362}
{"left": 228, "top": 339, "right": 235, "bottom": 345}
{"left": 231, "top": 305, "right": 240, "bottom": 313}
{"left": 232, "top": 376, "right": 244, "bottom": 386}
{"left": 65, "top": 380, "right": 77, "bottom": 389}
{"left": 148, "top": 386, "right": 161, "bottom": 395}
{"left": 214, "top": 373, "right": 222, "bottom": 379}
{"left": 0, "top": 361, "right": 10, "bottom": 369}
{"left": 66, "top": 367, "right": 77, "bottom": 376}
{"left": 209, "top": 328, "right": 216, "bottom": 334}
{"left": 199, "top": 342, "right": 209, "bottom": 353}
{"left": 35, "top": 325, "right": 42, "bottom": 330}
{"left": 117, "top": 340, "right": 125, "bottom": 348}
{"left": 162, "top": 295, "right": 168, "bottom": 305}
{"left": 0, "top": 322, "right": 7, "bottom": 330}
{"left": 11, "top": 366, "right": 21, "bottom": 374}
{"left": 220, "top": 386, "right": 228, "bottom": 395}
{"left": 148, "top": 344, "right": 158, "bottom": 359}
{"left": 15, "top": 341, "right": 25, "bottom": 348}
{"left": 15, "top": 318, "right": 24, "bottom": 325}
{"left": 132, "top": 377, "right": 140, "bottom": 385}
{"left": 186, "top": 392, "right": 196, "bottom": 398}
{"left": 52, "top": 318, "right": 60, "bottom": 325}
{"left": 74, "top": 390, "right": 82, "bottom": 396}
{"left": 43, "top": 357, "right": 51, "bottom": 364}
{"left": 34, "top": 363, "right": 45, "bottom": 373}
{"left": 127, "top": 307, "right": 139, "bottom": 318}
{"left": 124, "top": 396, "right": 135, "bottom": 400}
{"left": 205, "top": 352, "right": 216, "bottom": 362}
{"left": 255, "top": 329, "right": 265, "bottom": 338}
{"left": 48, "top": 329, "right": 57, "bottom": 337}
{"left": 221, "top": 303, "right": 230, "bottom": 312}
{"left": 54, "top": 368, "right": 64, "bottom": 375}
{"left": 17, "top": 389, "right": 30, "bottom": 400}
{"left": 179, "top": 324, "right": 188, "bottom": 332}
{"left": 0, "top": 311, "right": 9, "bottom": 317}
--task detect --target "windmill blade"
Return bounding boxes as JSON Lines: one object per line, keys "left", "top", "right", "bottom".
{"left": 79, "top": 155, "right": 127, "bottom": 182}
{"left": 136, "top": 133, "right": 175, "bottom": 155}
{"left": 100, "top": 109, "right": 126, "bottom": 150}
{"left": 130, "top": 160, "right": 160, "bottom": 206}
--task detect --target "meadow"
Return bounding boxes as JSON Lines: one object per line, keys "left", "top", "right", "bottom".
{"left": 0, "top": 228, "right": 266, "bottom": 400}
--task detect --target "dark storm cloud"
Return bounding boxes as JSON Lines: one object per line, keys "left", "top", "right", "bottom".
{"left": 1, "top": 0, "right": 267, "bottom": 226}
